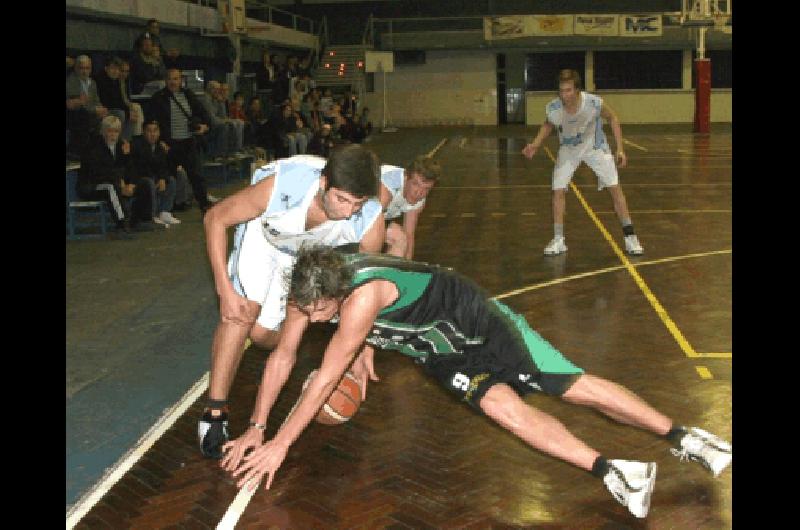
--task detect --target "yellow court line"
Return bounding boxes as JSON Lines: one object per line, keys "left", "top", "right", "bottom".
{"left": 695, "top": 366, "right": 714, "bottom": 379}
{"left": 543, "top": 146, "right": 700, "bottom": 359}
{"left": 623, "top": 139, "right": 649, "bottom": 152}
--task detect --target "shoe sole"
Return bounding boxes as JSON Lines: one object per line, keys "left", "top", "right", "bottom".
{"left": 544, "top": 248, "right": 567, "bottom": 256}
{"left": 631, "top": 462, "right": 657, "bottom": 518}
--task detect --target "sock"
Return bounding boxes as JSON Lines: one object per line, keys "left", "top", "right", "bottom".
{"left": 591, "top": 455, "right": 610, "bottom": 478}
{"left": 205, "top": 399, "right": 228, "bottom": 417}
{"left": 622, "top": 223, "right": 635, "bottom": 237}
{"left": 554, "top": 223, "right": 564, "bottom": 239}
{"left": 665, "top": 425, "right": 689, "bottom": 447}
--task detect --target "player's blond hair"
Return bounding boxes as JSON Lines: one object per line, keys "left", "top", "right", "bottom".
{"left": 558, "top": 69, "right": 582, "bottom": 90}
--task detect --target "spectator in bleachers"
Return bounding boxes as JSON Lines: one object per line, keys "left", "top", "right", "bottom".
{"left": 66, "top": 55, "right": 75, "bottom": 75}
{"left": 275, "top": 102, "right": 307, "bottom": 156}
{"left": 129, "top": 120, "right": 182, "bottom": 226}
{"left": 117, "top": 59, "right": 144, "bottom": 140}
{"left": 319, "top": 88, "right": 334, "bottom": 123}
{"left": 341, "top": 88, "right": 356, "bottom": 119}
{"left": 290, "top": 73, "right": 311, "bottom": 106}
{"left": 95, "top": 56, "right": 129, "bottom": 137}
{"left": 228, "top": 91, "right": 246, "bottom": 121}
{"left": 307, "top": 123, "right": 335, "bottom": 157}
{"left": 66, "top": 55, "right": 109, "bottom": 158}
{"left": 134, "top": 19, "right": 179, "bottom": 69}
{"left": 131, "top": 34, "right": 166, "bottom": 95}
{"left": 255, "top": 52, "right": 276, "bottom": 106}
{"left": 148, "top": 68, "right": 213, "bottom": 215}
{"left": 199, "top": 80, "right": 234, "bottom": 160}
{"left": 272, "top": 56, "right": 292, "bottom": 108}
{"left": 78, "top": 115, "right": 156, "bottom": 235}
{"left": 219, "top": 82, "right": 245, "bottom": 153}
{"left": 244, "top": 95, "right": 271, "bottom": 151}
{"left": 297, "top": 53, "right": 313, "bottom": 78}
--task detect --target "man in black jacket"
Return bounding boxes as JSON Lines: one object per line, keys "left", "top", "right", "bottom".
{"left": 78, "top": 115, "right": 156, "bottom": 236}
{"left": 129, "top": 120, "right": 182, "bottom": 226}
{"left": 147, "top": 68, "right": 212, "bottom": 215}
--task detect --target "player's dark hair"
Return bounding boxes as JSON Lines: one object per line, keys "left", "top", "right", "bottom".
{"left": 288, "top": 245, "right": 354, "bottom": 307}
{"left": 558, "top": 69, "right": 582, "bottom": 90}
{"left": 322, "top": 144, "right": 380, "bottom": 198}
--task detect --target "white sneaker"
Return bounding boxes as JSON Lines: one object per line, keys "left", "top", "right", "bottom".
{"left": 160, "top": 211, "right": 181, "bottom": 225}
{"left": 207, "top": 194, "right": 221, "bottom": 203}
{"left": 152, "top": 216, "right": 168, "bottom": 227}
{"left": 624, "top": 234, "right": 644, "bottom": 255}
{"left": 670, "top": 427, "right": 732, "bottom": 477}
{"left": 603, "top": 459, "right": 657, "bottom": 518}
{"left": 544, "top": 236, "right": 567, "bottom": 256}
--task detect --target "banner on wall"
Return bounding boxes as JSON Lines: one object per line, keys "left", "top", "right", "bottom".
{"left": 574, "top": 14, "right": 619, "bottom": 36}
{"left": 619, "top": 14, "right": 663, "bottom": 36}
{"left": 484, "top": 16, "right": 530, "bottom": 40}
{"left": 530, "top": 15, "right": 574, "bottom": 36}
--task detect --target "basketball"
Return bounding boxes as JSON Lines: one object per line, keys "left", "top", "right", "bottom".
{"left": 303, "top": 369, "right": 362, "bottom": 425}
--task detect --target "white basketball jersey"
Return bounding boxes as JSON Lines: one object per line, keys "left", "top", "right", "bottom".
{"left": 545, "top": 92, "right": 609, "bottom": 151}
{"left": 381, "top": 164, "right": 425, "bottom": 221}
{"left": 243, "top": 155, "right": 382, "bottom": 255}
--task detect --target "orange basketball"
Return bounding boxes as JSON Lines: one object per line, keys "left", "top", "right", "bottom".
{"left": 303, "top": 370, "right": 362, "bottom": 425}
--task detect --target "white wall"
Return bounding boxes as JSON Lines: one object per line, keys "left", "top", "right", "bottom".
{"left": 363, "top": 50, "right": 497, "bottom": 127}
{"left": 525, "top": 89, "right": 732, "bottom": 124}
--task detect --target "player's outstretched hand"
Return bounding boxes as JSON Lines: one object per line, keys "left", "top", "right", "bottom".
{"left": 231, "top": 438, "right": 289, "bottom": 491}
{"left": 351, "top": 346, "right": 380, "bottom": 401}
{"left": 521, "top": 143, "right": 538, "bottom": 159}
{"left": 220, "top": 427, "right": 264, "bottom": 473}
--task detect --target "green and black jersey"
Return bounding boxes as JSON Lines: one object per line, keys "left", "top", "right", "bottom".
{"left": 343, "top": 253, "right": 584, "bottom": 408}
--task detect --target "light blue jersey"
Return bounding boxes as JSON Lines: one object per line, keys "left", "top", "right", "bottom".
{"left": 546, "top": 92, "right": 609, "bottom": 151}
{"left": 235, "top": 155, "right": 382, "bottom": 256}
{"left": 381, "top": 164, "right": 425, "bottom": 221}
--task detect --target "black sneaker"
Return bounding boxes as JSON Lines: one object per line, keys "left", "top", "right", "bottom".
{"left": 198, "top": 410, "right": 229, "bottom": 459}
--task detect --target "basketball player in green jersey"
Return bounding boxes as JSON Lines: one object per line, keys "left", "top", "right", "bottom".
{"left": 221, "top": 246, "right": 731, "bottom": 518}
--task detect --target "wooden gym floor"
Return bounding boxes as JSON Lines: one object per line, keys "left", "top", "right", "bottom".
{"left": 68, "top": 124, "right": 732, "bottom": 529}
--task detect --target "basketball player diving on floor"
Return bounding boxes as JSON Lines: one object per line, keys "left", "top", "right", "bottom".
{"left": 221, "top": 245, "right": 731, "bottom": 518}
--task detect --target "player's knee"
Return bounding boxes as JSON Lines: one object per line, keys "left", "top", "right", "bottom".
{"left": 249, "top": 325, "right": 280, "bottom": 349}
{"left": 479, "top": 384, "right": 518, "bottom": 420}
{"left": 560, "top": 373, "right": 598, "bottom": 404}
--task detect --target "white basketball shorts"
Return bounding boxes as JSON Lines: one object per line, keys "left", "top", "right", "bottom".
{"left": 552, "top": 145, "right": 619, "bottom": 191}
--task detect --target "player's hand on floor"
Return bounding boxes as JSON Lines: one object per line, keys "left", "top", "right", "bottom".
{"left": 220, "top": 427, "right": 263, "bottom": 473}
{"left": 231, "top": 438, "right": 289, "bottom": 491}
{"left": 351, "top": 347, "right": 380, "bottom": 400}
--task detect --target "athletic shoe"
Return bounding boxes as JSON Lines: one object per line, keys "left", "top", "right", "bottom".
{"left": 670, "top": 427, "right": 732, "bottom": 477}
{"left": 159, "top": 211, "right": 181, "bottom": 225}
{"left": 624, "top": 235, "right": 644, "bottom": 255}
{"left": 207, "top": 194, "right": 221, "bottom": 203}
{"left": 603, "top": 459, "right": 657, "bottom": 518}
{"left": 152, "top": 216, "right": 168, "bottom": 226}
{"left": 544, "top": 236, "right": 567, "bottom": 256}
{"left": 198, "top": 410, "right": 229, "bottom": 459}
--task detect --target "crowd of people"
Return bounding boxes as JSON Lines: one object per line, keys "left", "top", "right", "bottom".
{"left": 67, "top": 18, "right": 372, "bottom": 239}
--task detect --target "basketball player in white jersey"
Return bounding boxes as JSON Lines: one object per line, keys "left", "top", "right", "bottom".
{"left": 379, "top": 156, "right": 441, "bottom": 259}
{"left": 198, "top": 145, "right": 385, "bottom": 459}
{"left": 522, "top": 69, "right": 643, "bottom": 256}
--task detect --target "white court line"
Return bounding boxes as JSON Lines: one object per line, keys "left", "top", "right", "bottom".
{"left": 623, "top": 139, "right": 649, "bottom": 152}
{"left": 67, "top": 339, "right": 253, "bottom": 528}
{"left": 493, "top": 249, "right": 731, "bottom": 300}
{"left": 426, "top": 138, "right": 448, "bottom": 158}
{"left": 67, "top": 372, "right": 211, "bottom": 529}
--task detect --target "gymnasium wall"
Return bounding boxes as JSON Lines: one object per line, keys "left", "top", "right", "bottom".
{"left": 363, "top": 50, "right": 498, "bottom": 126}
{"left": 526, "top": 89, "right": 732, "bottom": 124}
{"left": 363, "top": 49, "right": 731, "bottom": 126}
